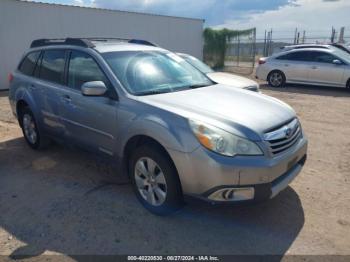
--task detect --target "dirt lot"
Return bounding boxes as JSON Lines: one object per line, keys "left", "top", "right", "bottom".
{"left": 0, "top": 84, "right": 350, "bottom": 259}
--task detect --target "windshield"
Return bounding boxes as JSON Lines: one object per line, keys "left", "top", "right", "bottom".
{"left": 181, "top": 55, "right": 214, "bottom": 74}
{"left": 102, "top": 51, "right": 213, "bottom": 95}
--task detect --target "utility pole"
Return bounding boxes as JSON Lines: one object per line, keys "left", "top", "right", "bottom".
{"left": 263, "top": 30, "right": 267, "bottom": 57}
{"left": 269, "top": 29, "right": 273, "bottom": 55}
{"left": 331, "top": 27, "right": 336, "bottom": 43}
{"left": 294, "top": 28, "right": 298, "bottom": 44}
{"left": 297, "top": 32, "right": 300, "bottom": 44}
{"left": 302, "top": 30, "right": 306, "bottom": 44}
{"left": 339, "top": 27, "right": 345, "bottom": 43}
{"left": 252, "top": 28, "right": 257, "bottom": 69}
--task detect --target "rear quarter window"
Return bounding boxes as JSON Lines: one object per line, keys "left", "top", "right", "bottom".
{"left": 18, "top": 51, "right": 41, "bottom": 76}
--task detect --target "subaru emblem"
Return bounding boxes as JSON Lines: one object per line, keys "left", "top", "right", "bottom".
{"left": 285, "top": 127, "right": 292, "bottom": 138}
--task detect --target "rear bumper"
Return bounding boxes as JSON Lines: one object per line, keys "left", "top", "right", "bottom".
{"left": 255, "top": 65, "right": 269, "bottom": 81}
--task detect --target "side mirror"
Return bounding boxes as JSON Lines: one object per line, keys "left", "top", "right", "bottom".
{"left": 81, "top": 81, "right": 107, "bottom": 96}
{"left": 332, "top": 59, "right": 342, "bottom": 65}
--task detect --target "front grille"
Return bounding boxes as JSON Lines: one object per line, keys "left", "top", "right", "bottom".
{"left": 264, "top": 118, "right": 302, "bottom": 156}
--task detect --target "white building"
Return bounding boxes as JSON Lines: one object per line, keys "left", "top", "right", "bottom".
{"left": 0, "top": 0, "right": 204, "bottom": 90}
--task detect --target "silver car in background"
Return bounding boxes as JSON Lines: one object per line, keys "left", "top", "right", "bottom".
{"left": 279, "top": 43, "right": 350, "bottom": 54}
{"left": 9, "top": 38, "right": 307, "bottom": 215}
{"left": 177, "top": 53, "right": 260, "bottom": 92}
{"left": 256, "top": 47, "right": 350, "bottom": 89}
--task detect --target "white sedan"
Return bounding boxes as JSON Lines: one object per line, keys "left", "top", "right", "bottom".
{"left": 177, "top": 53, "right": 260, "bottom": 92}
{"left": 256, "top": 47, "right": 350, "bottom": 89}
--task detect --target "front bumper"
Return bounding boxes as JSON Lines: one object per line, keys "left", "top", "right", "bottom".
{"left": 201, "top": 154, "right": 306, "bottom": 203}
{"left": 168, "top": 136, "right": 307, "bottom": 203}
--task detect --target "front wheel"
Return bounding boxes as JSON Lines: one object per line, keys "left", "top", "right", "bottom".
{"left": 129, "top": 144, "right": 184, "bottom": 215}
{"left": 268, "top": 70, "right": 286, "bottom": 88}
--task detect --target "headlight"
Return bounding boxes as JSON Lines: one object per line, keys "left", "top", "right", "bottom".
{"left": 189, "top": 120, "right": 263, "bottom": 157}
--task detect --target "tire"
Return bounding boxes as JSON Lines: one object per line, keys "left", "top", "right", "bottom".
{"left": 268, "top": 70, "right": 286, "bottom": 88}
{"left": 346, "top": 79, "right": 350, "bottom": 90}
{"left": 19, "top": 107, "right": 51, "bottom": 150}
{"left": 129, "top": 144, "right": 184, "bottom": 215}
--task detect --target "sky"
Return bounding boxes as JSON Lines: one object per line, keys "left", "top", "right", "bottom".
{"left": 27, "top": 0, "right": 350, "bottom": 39}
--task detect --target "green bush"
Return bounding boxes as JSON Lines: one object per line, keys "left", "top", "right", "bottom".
{"left": 203, "top": 28, "right": 254, "bottom": 69}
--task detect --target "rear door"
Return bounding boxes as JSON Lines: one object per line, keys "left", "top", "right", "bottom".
{"left": 33, "top": 49, "right": 68, "bottom": 137}
{"left": 307, "top": 51, "right": 345, "bottom": 86}
{"left": 59, "top": 50, "right": 118, "bottom": 154}
{"left": 274, "top": 51, "right": 313, "bottom": 83}
{"left": 16, "top": 51, "right": 42, "bottom": 106}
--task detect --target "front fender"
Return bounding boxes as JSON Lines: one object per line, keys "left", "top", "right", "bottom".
{"left": 116, "top": 112, "right": 200, "bottom": 159}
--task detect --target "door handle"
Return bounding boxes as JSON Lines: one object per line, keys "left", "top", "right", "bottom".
{"left": 284, "top": 64, "right": 289, "bottom": 67}
{"left": 311, "top": 66, "right": 318, "bottom": 69}
{"left": 29, "top": 84, "right": 36, "bottom": 90}
{"left": 62, "top": 95, "right": 71, "bottom": 103}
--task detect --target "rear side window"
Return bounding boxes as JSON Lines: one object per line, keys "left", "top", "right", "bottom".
{"left": 40, "top": 50, "right": 66, "bottom": 84}
{"left": 18, "top": 52, "right": 40, "bottom": 76}
{"left": 68, "top": 50, "right": 109, "bottom": 90}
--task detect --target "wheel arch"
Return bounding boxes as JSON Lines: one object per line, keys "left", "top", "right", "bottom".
{"left": 122, "top": 135, "right": 183, "bottom": 192}
{"left": 346, "top": 78, "right": 350, "bottom": 89}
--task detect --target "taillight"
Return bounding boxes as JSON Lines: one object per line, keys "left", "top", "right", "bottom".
{"left": 8, "top": 73, "right": 14, "bottom": 83}
{"left": 258, "top": 59, "right": 266, "bottom": 65}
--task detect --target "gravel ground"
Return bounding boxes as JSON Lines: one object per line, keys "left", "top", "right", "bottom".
{"left": 0, "top": 84, "right": 350, "bottom": 259}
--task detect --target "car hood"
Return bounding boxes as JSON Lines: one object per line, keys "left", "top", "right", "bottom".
{"left": 206, "top": 72, "right": 258, "bottom": 89}
{"left": 137, "top": 84, "right": 296, "bottom": 140}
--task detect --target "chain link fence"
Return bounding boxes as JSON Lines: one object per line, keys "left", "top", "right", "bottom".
{"left": 213, "top": 28, "right": 350, "bottom": 76}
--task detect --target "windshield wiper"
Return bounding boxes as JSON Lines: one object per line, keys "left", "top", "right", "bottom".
{"left": 187, "top": 84, "right": 211, "bottom": 89}
{"left": 135, "top": 89, "right": 171, "bottom": 96}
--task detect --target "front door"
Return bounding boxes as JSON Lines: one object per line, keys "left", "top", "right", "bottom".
{"left": 307, "top": 51, "right": 345, "bottom": 86}
{"left": 59, "top": 50, "right": 118, "bottom": 155}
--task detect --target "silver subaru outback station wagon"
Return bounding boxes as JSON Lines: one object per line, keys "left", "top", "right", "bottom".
{"left": 9, "top": 38, "right": 308, "bottom": 215}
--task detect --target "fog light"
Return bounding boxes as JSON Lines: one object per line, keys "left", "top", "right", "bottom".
{"left": 208, "top": 187, "right": 255, "bottom": 202}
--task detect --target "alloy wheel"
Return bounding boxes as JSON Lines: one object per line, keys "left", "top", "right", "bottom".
{"left": 134, "top": 157, "right": 167, "bottom": 206}
{"left": 270, "top": 72, "right": 283, "bottom": 87}
{"left": 22, "top": 113, "right": 37, "bottom": 145}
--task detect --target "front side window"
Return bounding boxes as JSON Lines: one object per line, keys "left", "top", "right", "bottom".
{"left": 311, "top": 52, "right": 337, "bottom": 63}
{"left": 40, "top": 50, "right": 66, "bottom": 84}
{"left": 103, "top": 51, "right": 213, "bottom": 95}
{"left": 68, "top": 51, "right": 109, "bottom": 90}
{"left": 18, "top": 51, "right": 41, "bottom": 76}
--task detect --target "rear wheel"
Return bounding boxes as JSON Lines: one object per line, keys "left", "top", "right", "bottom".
{"left": 129, "top": 144, "right": 184, "bottom": 215}
{"left": 346, "top": 79, "right": 350, "bottom": 90}
{"left": 268, "top": 70, "right": 286, "bottom": 88}
{"left": 20, "top": 107, "right": 50, "bottom": 150}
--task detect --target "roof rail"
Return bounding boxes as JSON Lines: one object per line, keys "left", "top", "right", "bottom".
{"left": 30, "top": 37, "right": 157, "bottom": 48}
{"left": 84, "top": 37, "right": 157, "bottom": 46}
{"left": 30, "top": 38, "right": 95, "bottom": 48}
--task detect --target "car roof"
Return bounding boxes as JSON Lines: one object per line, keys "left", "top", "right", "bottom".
{"left": 282, "top": 44, "right": 332, "bottom": 49}
{"left": 275, "top": 47, "right": 336, "bottom": 56}
{"left": 28, "top": 38, "right": 166, "bottom": 54}
{"left": 272, "top": 47, "right": 339, "bottom": 58}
